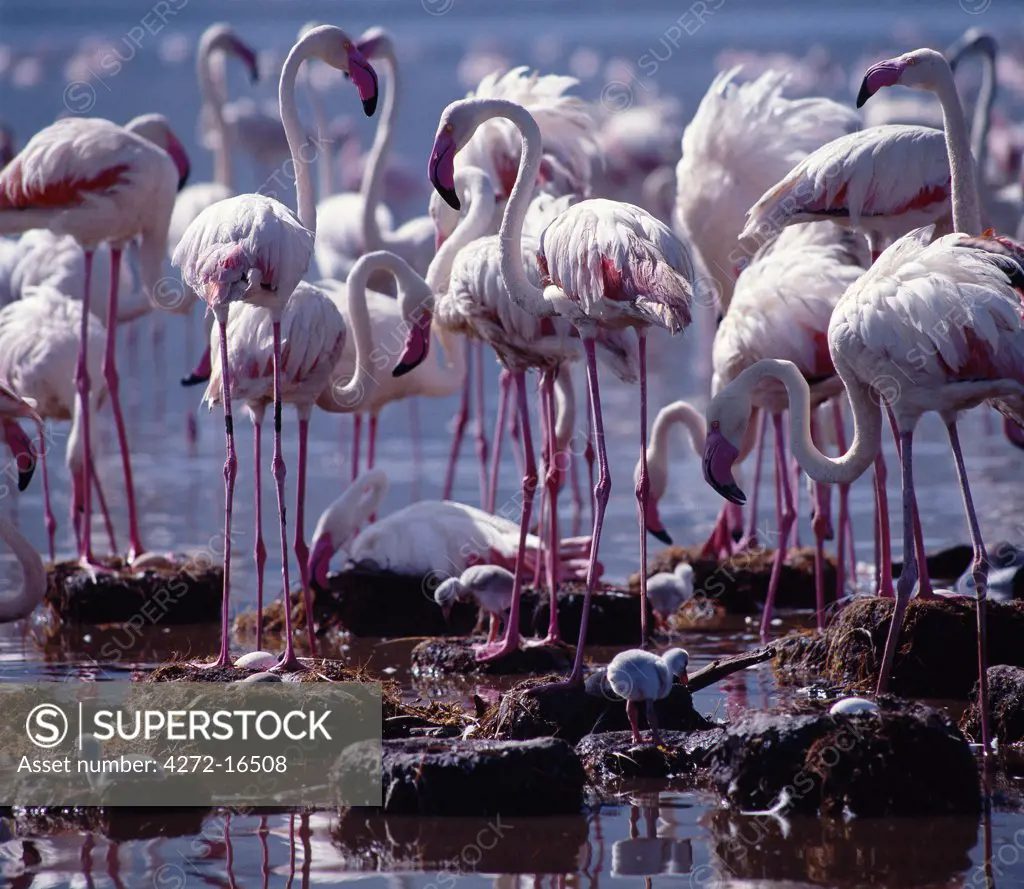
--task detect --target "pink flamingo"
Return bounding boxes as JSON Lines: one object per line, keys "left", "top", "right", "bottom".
{"left": 426, "top": 98, "right": 693, "bottom": 680}
{"left": 0, "top": 112, "right": 190, "bottom": 568}
{"left": 172, "top": 25, "right": 378, "bottom": 670}
{"left": 0, "top": 380, "right": 39, "bottom": 495}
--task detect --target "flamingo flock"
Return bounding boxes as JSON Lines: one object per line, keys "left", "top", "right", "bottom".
{"left": 0, "top": 17, "right": 1022, "bottom": 760}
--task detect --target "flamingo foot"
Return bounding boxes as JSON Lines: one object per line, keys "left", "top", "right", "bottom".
{"left": 473, "top": 634, "right": 522, "bottom": 661}
{"left": 77, "top": 556, "right": 115, "bottom": 585}
{"left": 192, "top": 654, "right": 234, "bottom": 669}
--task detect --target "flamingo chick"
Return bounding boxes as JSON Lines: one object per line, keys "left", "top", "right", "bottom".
{"left": 646, "top": 563, "right": 695, "bottom": 628}
{"left": 434, "top": 564, "right": 514, "bottom": 645}
{"left": 607, "top": 647, "right": 689, "bottom": 745}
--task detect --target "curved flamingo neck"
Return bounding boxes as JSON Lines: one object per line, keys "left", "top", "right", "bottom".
{"left": 426, "top": 167, "right": 496, "bottom": 294}
{"left": 199, "top": 38, "right": 233, "bottom": 191}
{"left": 734, "top": 359, "right": 881, "bottom": 483}
{"left": 279, "top": 36, "right": 319, "bottom": 234}
{"left": 932, "top": 60, "right": 982, "bottom": 233}
{"left": 305, "top": 81, "right": 334, "bottom": 200}
{"left": 647, "top": 401, "right": 706, "bottom": 498}
{"left": 971, "top": 46, "right": 996, "bottom": 180}
{"left": 360, "top": 39, "right": 399, "bottom": 251}
{"left": 0, "top": 518, "right": 45, "bottom": 621}
{"left": 319, "top": 469, "right": 390, "bottom": 551}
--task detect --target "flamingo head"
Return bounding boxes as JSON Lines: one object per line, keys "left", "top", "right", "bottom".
{"left": 633, "top": 452, "right": 672, "bottom": 545}
{"left": 662, "top": 647, "right": 690, "bottom": 687}
{"left": 946, "top": 29, "right": 997, "bottom": 73}
{"left": 307, "top": 531, "right": 335, "bottom": 593}
{"left": 301, "top": 25, "right": 379, "bottom": 117}
{"left": 126, "top": 114, "right": 191, "bottom": 191}
{"left": 857, "top": 48, "right": 948, "bottom": 108}
{"left": 428, "top": 99, "right": 487, "bottom": 211}
{"left": 206, "top": 23, "right": 260, "bottom": 83}
{"left": 354, "top": 26, "right": 391, "bottom": 62}
{"left": 433, "top": 577, "right": 462, "bottom": 624}
{"left": 702, "top": 390, "right": 749, "bottom": 506}
{"left": 1, "top": 419, "right": 37, "bottom": 492}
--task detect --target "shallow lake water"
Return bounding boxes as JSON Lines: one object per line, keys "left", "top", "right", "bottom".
{"left": 1, "top": 0, "right": 1024, "bottom": 886}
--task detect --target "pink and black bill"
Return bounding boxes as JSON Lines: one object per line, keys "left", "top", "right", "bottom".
{"left": 393, "top": 312, "right": 432, "bottom": 378}
{"left": 308, "top": 534, "right": 333, "bottom": 593}
{"left": 643, "top": 498, "right": 673, "bottom": 545}
{"left": 347, "top": 47, "right": 379, "bottom": 117}
{"left": 2, "top": 419, "right": 36, "bottom": 492}
{"left": 702, "top": 424, "right": 745, "bottom": 506}
{"left": 181, "top": 344, "right": 213, "bottom": 387}
{"left": 856, "top": 59, "right": 903, "bottom": 108}
{"left": 429, "top": 128, "right": 460, "bottom": 212}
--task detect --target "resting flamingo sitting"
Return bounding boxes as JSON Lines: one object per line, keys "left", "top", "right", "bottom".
{"left": 0, "top": 113, "right": 191, "bottom": 568}
{"left": 425, "top": 99, "right": 694, "bottom": 680}
{"left": 0, "top": 286, "right": 110, "bottom": 562}
{"left": 606, "top": 647, "right": 689, "bottom": 745}
{"left": 0, "top": 517, "right": 46, "bottom": 622}
{"left": 434, "top": 565, "right": 514, "bottom": 645}
{"left": 307, "top": 468, "right": 593, "bottom": 588}
{"left": 172, "top": 25, "right": 379, "bottom": 670}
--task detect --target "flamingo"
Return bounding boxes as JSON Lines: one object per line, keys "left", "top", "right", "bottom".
{"left": 172, "top": 25, "right": 379, "bottom": 670}
{"left": 434, "top": 565, "right": 514, "bottom": 645}
{"left": 0, "top": 380, "right": 40, "bottom": 494}
{"left": 0, "top": 517, "right": 46, "bottom": 622}
{"left": 315, "top": 28, "right": 434, "bottom": 285}
{"left": 0, "top": 112, "right": 190, "bottom": 568}
{"left": 307, "top": 468, "right": 593, "bottom": 587}
{"left": 606, "top": 647, "right": 689, "bottom": 745}
{"left": 426, "top": 98, "right": 693, "bottom": 681}
{"left": 0, "top": 286, "right": 111, "bottom": 562}
{"left": 673, "top": 67, "right": 860, "bottom": 313}
{"left": 712, "top": 221, "right": 869, "bottom": 632}
{"left": 645, "top": 563, "right": 694, "bottom": 629}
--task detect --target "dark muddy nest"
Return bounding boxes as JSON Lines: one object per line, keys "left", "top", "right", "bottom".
{"left": 341, "top": 736, "right": 586, "bottom": 816}
{"left": 307, "top": 565, "right": 648, "bottom": 643}
{"left": 410, "top": 637, "right": 574, "bottom": 675}
{"left": 961, "top": 664, "right": 1024, "bottom": 745}
{"left": 46, "top": 555, "right": 222, "bottom": 624}
{"left": 710, "top": 701, "right": 981, "bottom": 816}
{"left": 632, "top": 545, "right": 836, "bottom": 615}
{"left": 774, "top": 596, "right": 1024, "bottom": 698}
{"left": 575, "top": 728, "right": 725, "bottom": 783}
{"left": 332, "top": 809, "right": 589, "bottom": 872}
{"left": 479, "top": 673, "right": 712, "bottom": 744}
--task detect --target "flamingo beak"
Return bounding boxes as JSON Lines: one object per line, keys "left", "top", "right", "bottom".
{"left": 680, "top": 670, "right": 689, "bottom": 687}
{"left": 703, "top": 427, "right": 745, "bottom": 505}
{"left": 393, "top": 312, "right": 432, "bottom": 377}
{"left": 856, "top": 60, "right": 905, "bottom": 108}
{"left": 181, "top": 344, "right": 213, "bottom": 387}
{"left": 308, "top": 533, "right": 334, "bottom": 592}
{"left": 346, "top": 48, "right": 379, "bottom": 117}
{"left": 2, "top": 419, "right": 36, "bottom": 491}
{"left": 229, "top": 37, "right": 260, "bottom": 84}
{"left": 429, "top": 130, "right": 460, "bottom": 211}
{"left": 643, "top": 497, "right": 672, "bottom": 545}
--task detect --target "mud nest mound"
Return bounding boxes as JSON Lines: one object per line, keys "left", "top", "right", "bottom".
{"left": 46, "top": 555, "right": 222, "bottom": 624}
{"left": 411, "top": 637, "right": 573, "bottom": 675}
{"left": 710, "top": 701, "right": 981, "bottom": 817}
{"left": 479, "top": 672, "right": 712, "bottom": 744}
{"left": 774, "top": 596, "right": 1024, "bottom": 698}
{"left": 960, "top": 664, "right": 1024, "bottom": 745}
{"left": 632, "top": 545, "right": 835, "bottom": 615}
{"left": 575, "top": 728, "right": 725, "bottom": 783}
{"left": 332, "top": 810, "right": 589, "bottom": 872}
{"left": 344, "top": 736, "right": 586, "bottom": 816}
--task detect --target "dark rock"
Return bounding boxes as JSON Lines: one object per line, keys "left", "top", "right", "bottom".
{"left": 481, "top": 674, "right": 712, "bottom": 744}
{"left": 313, "top": 564, "right": 648, "bottom": 643}
{"left": 704, "top": 808, "right": 978, "bottom": 887}
{"left": 633, "top": 546, "right": 836, "bottom": 615}
{"left": 961, "top": 664, "right": 1024, "bottom": 745}
{"left": 46, "top": 556, "right": 222, "bottom": 625}
{"left": 357, "top": 737, "right": 585, "bottom": 816}
{"left": 332, "top": 809, "right": 589, "bottom": 872}
{"left": 411, "top": 637, "right": 573, "bottom": 675}
{"left": 773, "top": 596, "right": 1024, "bottom": 698}
{"left": 575, "top": 728, "right": 725, "bottom": 782}
{"left": 710, "top": 704, "right": 981, "bottom": 817}
{"left": 893, "top": 544, "right": 973, "bottom": 583}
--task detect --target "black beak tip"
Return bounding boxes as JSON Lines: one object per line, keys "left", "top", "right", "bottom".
{"left": 721, "top": 483, "right": 747, "bottom": 506}
{"left": 651, "top": 528, "right": 673, "bottom": 546}
{"left": 177, "top": 170, "right": 190, "bottom": 192}
{"left": 18, "top": 466, "right": 34, "bottom": 492}
{"left": 855, "top": 81, "right": 871, "bottom": 108}
{"left": 181, "top": 372, "right": 210, "bottom": 388}
{"left": 362, "top": 95, "right": 378, "bottom": 117}
{"left": 436, "top": 185, "right": 460, "bottom": 212}
{"left": 392, "top": 361, "right": 416, "bottom": 379}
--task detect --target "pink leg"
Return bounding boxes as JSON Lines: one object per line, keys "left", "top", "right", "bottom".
{"left": 269, "top": 321, "right": 300, "bottom": 672}
{"left": 487, "top": 370, "right": 512, "bottom": 514}
{"left": 351, "top": 413, "right": 362, "bottom": 482}
{"left": 37, "top": 423, "right": 55, "bottom": 562}
{"left": 809, "top": 411, "right": 831, "bottom": 629}
{"left": 790, "top": 454, "right": 802, "bottom": 550}
{"left": 252, "top": 410, "right": 266, "bottom": 652}
{"left": 947, "top": 420, "right": 991, "bottom": 752}
{"left": 760, "top": 412, "right": 796, "bottom": 638}
{"left": 408, "top": 398, "right": 422, "bottom": 502}
{"left": 585, "top": 382, "right": 596, "bottom": 528}
{"left": 476, "top": 371, "right": 536, "bottom": 661}
{"left": 874, "top": 452, "right": 894, "bottom": 598}
{"left": 569, "top": 443, "right": 584, "bottom": 538}
{"left": 876, "top": 428, "right": 917, "bottom": 695}
{"left": 209, "top": 312, "right": 235, "bottom": 667}
{"left": 541, "top": 371, "right": 561, "bottom": 644}
{"left": 89, "top": 454, "right": 117, "bottom": 555}
{"left": 294, "top": 410, "right": 317, "bottom": 657}
{"left": 739, "top": 409, "right": 768, "bottom": 548}
{"left": 886, "top": 406, "right": 932, "bottom": 598}
{"left": 626, "top": 700, "right": 641, "bottom": 744}
{"left": 508, "top": 382, "right": 525, "bottom": 479}
{"left": 441, "top": 353, "right": 471, "bottom": 501}
{"left": 635, "top": 331, "right": 652, "bottom": 649}
{"left": 76, "top": 250, "right": 95, "bottom": 564}
{"left": 103, "top": 247, "right": 143, "bottom": 560}
{"left": 473, "top": 341, "right": 489, "bottom": 508}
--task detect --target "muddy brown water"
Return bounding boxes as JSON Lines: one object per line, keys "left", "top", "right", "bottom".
{"left": 3, "top": 0, "right": 1024, "bottom": 885}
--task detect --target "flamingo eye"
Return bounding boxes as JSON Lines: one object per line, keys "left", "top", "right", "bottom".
{"left": 710, "top": 420, "right": 720, "bottom": 430}
{"left": 343, "top": 41, "right": 352, "bottom": 50}
{"left": 444, "top": 123, "right": 454, "bottom": 134}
